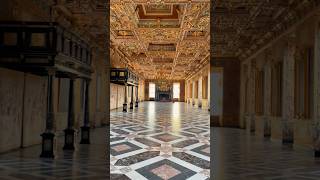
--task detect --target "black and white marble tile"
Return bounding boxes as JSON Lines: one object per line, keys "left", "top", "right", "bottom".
{"left": 110, "top": 102, "right": 210, "bottom": 180}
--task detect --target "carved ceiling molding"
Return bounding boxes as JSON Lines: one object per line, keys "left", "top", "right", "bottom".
{"left": 111, "top": 0, "right": 210, "bottom": 80}
{"left": 212, "top": 0, "right": 320, "bottom": 61}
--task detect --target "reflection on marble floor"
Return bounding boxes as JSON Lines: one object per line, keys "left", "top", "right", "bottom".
{"left": 0, "top": 128, "right": 107, "bottom": 180}
{"left": 213, "top": 128, "right": 320, "bottom": 180}
{"left": 110, "top": 102, "right": 210, "bottom": 180}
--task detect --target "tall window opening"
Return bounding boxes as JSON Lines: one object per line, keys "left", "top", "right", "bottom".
{"left": 149, "top": 82, "right": 155, "bottom": 98}
{"left": 173, "top": 82, "right": 180, "bottom": 99}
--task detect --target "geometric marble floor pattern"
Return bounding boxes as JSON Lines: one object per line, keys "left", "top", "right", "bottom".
{"left": 213, "top": 128, "right": 320, "bottom": 180}
{"left": 110, "top": 102, "right": 210, "bottom": 180}
{"left": 0, "top": 127, "right": 108, "bottom": 180}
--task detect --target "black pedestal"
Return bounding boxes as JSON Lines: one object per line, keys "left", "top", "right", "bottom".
{"left": 130, "top": 102, "right": 133, "bottom": 109}
{"left": 40, "top": 132, "right": 55, "bottom": 158}
{"left": 315, "top": 150, "right": 320, "bottom": 157}
{"left": 63, "top": 128, "right": 75, "bottom": 150}
{"left": 135, "top": 101, "right": 138, "bottom": 107}
{"left": 282, "top": 139, "right": 293, "bottom": 144}
{"left": 80, "top": 126, "right": 90, "bottom": 144}
{"left": 123, "top": 103, "right": 127, "bottom": 112}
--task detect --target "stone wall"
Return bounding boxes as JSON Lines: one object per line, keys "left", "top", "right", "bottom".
{"left": 0, "top": 68, "right": 46, "bottom": 152}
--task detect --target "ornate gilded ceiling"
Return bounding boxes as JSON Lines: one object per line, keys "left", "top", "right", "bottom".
{"left": 212, "top": 0, "right": 320, "bottom": 60}
{"left": 110, "top": 0, "right": 210, "bottom": 80}
{"left": 46, "top": 0, "right": 319, "bottom": 81}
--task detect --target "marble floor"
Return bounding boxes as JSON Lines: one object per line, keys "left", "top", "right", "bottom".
{"left": 213, "top": 128, "right": 320, "bottom": 180}
{"left": 110, "top": 102, "right": 210, "bottom": 180}
{"left": 1, "top": 102, "right": 319, "bottom": 180}
{"left": 0, "top": 127, "right": 108, "bottom": 180}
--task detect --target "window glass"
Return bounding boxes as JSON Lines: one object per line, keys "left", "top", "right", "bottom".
{"left": 173, "top": 83, "right": 180, "bottom": 99}
{"left": 149, "top": 83, "right": 155, "bottom": 98}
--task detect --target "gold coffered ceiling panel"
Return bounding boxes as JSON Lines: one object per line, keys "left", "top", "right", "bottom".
{"left": 110, "top": 0, "right": 210, "bottom": 80}
{"left": 212, "top": 0, "right": 319, "bottom": 59}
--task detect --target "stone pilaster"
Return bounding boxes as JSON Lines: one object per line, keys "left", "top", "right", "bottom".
{"left": 247, "top": 59, "right": 256, "bottom": 132}
{"left": 313, "top": 20, "right": 320, "bottom": 125}
{"left": 135, "top": 85, "right": 139, "bottom": 107}
{"left": 282, "top": 36, "right": 296, "bottom": 144}
{"left": 192, "top": 81, "right": 195, "bottom": 106}
{"left": 80, "top": 79, "right": 90, "bottom": 144}
{"left": 207, "top": 69, "right": 210, "bottom": 111}
{"left": 198, "top": 77, "right": 202, "bottom": 108}
{"left": 263, "top": 55, "right": 272, "bottom": 137}
{"left": 313, "top": 19, "right": 320, "bottom": 156}
{"left": 240, "top": 63, "right": 247, "bottom": 129}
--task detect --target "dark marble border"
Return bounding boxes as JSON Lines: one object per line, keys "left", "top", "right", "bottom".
{"left": 136, "top": 159, "right": 196, "bottom": 180}
{"left": 191, "top": 144, "right": 210, "bottom": 157}
{"left": 115, "top": 151, "right": 160, "bottom": 166}
{"left": 173, "top": 152, "right": 210, "bottom": 169}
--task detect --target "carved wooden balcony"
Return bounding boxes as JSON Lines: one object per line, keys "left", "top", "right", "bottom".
{"left": 0, "top": 21, "right": 92, "bottom": 78}
{"left": 110, "top": 68, "right": 138, "bottom": 86}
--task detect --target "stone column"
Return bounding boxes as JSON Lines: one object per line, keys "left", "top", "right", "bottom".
{"left": 198, "top": 77, "right": 202, "bottom": 108}
{"left": 247, "top": 60, "right": 256, "bottom": 132}
{"left": 123, "top": 83, "right": 127, "bottom": 112}
{"left": 192, "top": 81, "right": 195, "bottom": 106}
{"left": 63, "top": 76, "right": 76, "bottom": 150}
{"left": 313, "top": 20, "right": 320, "bottom": 157}
{"left": 282, "top": 36, "right": 296, "bottom": 144}
{"left": 185, "top": 81, "right": 190, "bottom": 104}
{"left": 239, "top": 63, "right": 247, "bottom": 129}
{"left": 135, "top": 85, "right": 139, "bottom": 107}
{"left": 130, "top": 85, "right": 134, "bottom": 109}
{"left": 40, "top": 69, "right": 56, "bottom": 158}
{"left": 80, "top": 79, "right": 90, "bottom": 144}
{"left": 263, "top": 57, "right": 272, "bottom": 137}
{"left": 189, "top": 81, "right": 192, "bottom": 104}
{"left": 207, "top": 70, "right": 210, "bottom": 111}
